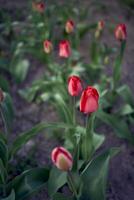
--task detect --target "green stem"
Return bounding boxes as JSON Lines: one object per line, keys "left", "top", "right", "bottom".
{"left": 73, "top": 96, "right": 76, "bottom": 126}
{"left": 68, "top": 171, "right": 78, "bottom": 199}
{"left": 3, "top": 184, "right": 6, "bottom": 198}
{"left": 112, "top": 40, "right": 126, "bottom": 91}
{"left": 76, "top": 137, "right": 80, "bottom": 173}
{"left": 0, "top": 105, "right": 8, "bottom": 136}
{"left": 84, "top": 113, "right": 95, "bottom": 161}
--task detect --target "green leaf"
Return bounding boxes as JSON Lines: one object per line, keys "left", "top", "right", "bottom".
{"left": 0, "top": 139, "right": 8, "bottom": 166}
{"left": 80, "top": 148, "right": 120, "bottom": 200}
{"left": 0, "top": 92, "right": 14, "bottom": 133}
{"left": 0, "top": 158, "right": 7, "bottom": 183}
{"left": 19, "top": 79, "right": 66, "bottom": 103}
{"left": 11, "top": 59, "right": 29, "bottom": 83}
{"left": 1, "top": 190, "right": 15, "bottom": 200}
{"left": 53, "top": 192, "right": 74, "bottom": 200}
{"left": 118, "top": 104, "right": 134, "bottom": 116}
{"left": 19, "top": 86, "right": 39, "bottom": 102}
{"left": 7, "top": 168, "right": 49, "bottom": 200}
{"left": 113, "top": 41, "right": 126, "bottom": 88}
{"left": 0, "top": 75, "right": 10, "bottom": 92}
{"left": 75, "top": 126, "right": 105, "bottom": 151}
{"left": 48, "top": 167, "right": 67, "bottom": 196}
{"left": 77, "top": 23, "right": 97, "bottom": 38}
{"left": 10, "top": 122, "right": 73, "bottom": 157}
{"left": 53, "top": 94, "right": 73, "bottom": 124}
{"left": 117, "top": 85, "right": 134, "bottom": 107}
{"left": 97, "top": 110, "right": 134, "bottom": 144}
{"left": 93, "top": 133, "right": 105, "bottom": 151}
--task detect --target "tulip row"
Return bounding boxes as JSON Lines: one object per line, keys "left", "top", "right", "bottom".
{"left": 18, "top": 0, "right": 134, "bottom": 165}
{"left": 43, "top": 23, "right": 126, "bottom": 57}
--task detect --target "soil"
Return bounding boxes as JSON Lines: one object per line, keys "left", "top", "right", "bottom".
{"left": 0, "top": 0, "right": 134, "bottom": 200}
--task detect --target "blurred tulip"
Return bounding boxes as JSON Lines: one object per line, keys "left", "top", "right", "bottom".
{"left": 65, "top": 20, "right": 74, "bottom": 34}
{"left": 68, "top": 75, "right": 82, "bottom": 96}
{"left": 95, "top": 30, "right": 101, "bottom": 39}
{"left": 43, "top": 40, "right": 53, "bottom": 54}
{"left": 0, "top": 88, "right": 4, "bottom": 102}
{"left": 80, "top": 86, "right": 99, "bottom": 114}
{"left": 32, "top": 1, "right": 45, "bottom": 13}
{"left": 104, "top": 56, "right": 109, "bottom": 65}
{"left": 59, "top": 40, "right": 71, "bottom": 58}
{"left": 97, "top": 20, "right": 105, "bottom": 31}
{"left": 51, "top": 147, "right": 73, "bottom": 171}
{"left": 115, "top": 24, "right": 127, "bottom": 41}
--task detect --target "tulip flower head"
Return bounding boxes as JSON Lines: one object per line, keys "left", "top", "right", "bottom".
{"left": 51, "top": 147, "right": 73, "bottom": 171}
{"left": 115, "top": 24, "right": 127, "bottom": 41}
{"left": 68, "top": 75, "right": 83, "bottom": 96}
{"left": 43, "top": 40, "right": 53, "bottom": 54}
{"left": 65, "top": 20, "right": 74, "bottom": 34}
{"left": 59, "top": 40, "right": 71, "bottom": 58}
{"left": 97, "top": 20, "right": 105, "bottom": 31}
{"left": 0, "top": 88, "right": 4, "bottom": 102}
{"left": 80, "top": 86, "right": 99, "bottom": 114}
{"left": 32, "top": 1, "right": 45, "bottom": 13}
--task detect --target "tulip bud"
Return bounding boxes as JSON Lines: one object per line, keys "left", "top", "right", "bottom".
{"left": 59, "top": 40, "right": 71, "bottom": 58}
{"left": 68, "top": 75, "right": 82, "bottom": 96}
{"left": 104, "top": 56, "right": 109, "bottom": 65}
{"left": 43, "top": 40, "right": 53, "bottom": 54}
{"left": 32, "top": 1, "right": 45, "bottom": 13}
{"left": 51, "top": 147, "right": 73, "bottom": 171}
{"left": 95, "top": 30, "right": 101, "bottom": 39}
{"left": 97, "top": 20, "right": 105, "bottom": 31}
{"left": 0, "top": 88, "right": 4, "bottom": 103}
{"left": 80, "top": 86, "right": 99, "bottom": 114}
{"left": 65, "top": 20, "right": 74, "bottom": 34}
{"left": 115, "top": 24, "right": 127, "bottom": 41}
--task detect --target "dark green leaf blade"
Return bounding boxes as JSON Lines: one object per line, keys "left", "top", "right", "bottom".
{"left": 0, "top": 92, "right": 14, "bottom": 133}
{"left": 1, "top": 190, "right": 15, "bottom": 200}
{"left": 48, "top": 167, "right": 67, "bottom": 196}
{"left": 10, "top": 122, "right": 73, "bottom": 157}
{"left": 97, "top": 110, "right": 134, "bottom": 144}
{"left": 53, "top": 192, "right": 74, "bottom": 200}
{"left": 80, "top": 148, "right": 120, "bottom": 200}
{"left": 7, "top": 168, "right": 49, "bottom": 200}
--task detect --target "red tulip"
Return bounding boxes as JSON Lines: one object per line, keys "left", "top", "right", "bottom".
{"left": 68, "top": 75, "right": 82, "bottom": 96}
{"left": 80, "top": 86, "right": 99, "bottom": 114}
{"left": 43, "top": 40, "right": 53, "bottom": 54}
{"left": 65, "top": 20, "right": 74, "bottom": 34}
{"left": 59, "top": 40, "right": 71, "bottom": 58}
{"left": 97, "top": 20, "right": 105, "bottom": 31}
{"left": 51, "top": 147, "right": 73, "bottom": 171}
{"left": 115, "top": 24, "right": 127, "bottom": 41}
{"left": 32, "top": 2, "right": 45, "bottom": 13}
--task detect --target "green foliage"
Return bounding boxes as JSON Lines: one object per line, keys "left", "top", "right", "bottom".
{"left": 97, "top": 110, "right": 134, "bottom": 144}
{"left": 0, "top": 1, "right": 134, "bottom": 200}
{"left": 53, "top": 193, "right": 74, "bottom": 200}
{"left": 7, "top": 168, "right": 49, "bottom": 200}
{"left": 1, "top": 190, "right": 15, "bottom": 200}
{"left": 48, "top": 167, "right": 67, "bottom": 196}
{"left": 80, "top": 148, "right": 120, "bottom": 200}
{"left": 0, "top": 92, "right": 14, "bottom": 133}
